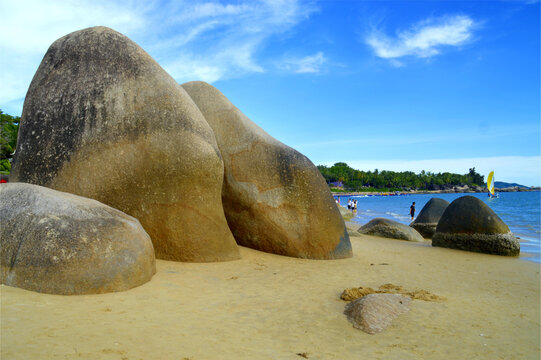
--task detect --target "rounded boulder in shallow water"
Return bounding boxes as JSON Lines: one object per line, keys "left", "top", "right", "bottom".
{"left": 410, "top": 198, "right": 450, "bottom": 238}
{"left": 10, "top": 27, "right": 239, "bottom": 262}
{"left": 181, "top": 81, "right": 351, "bottom": 259}
{"left": 432, "top": 196, "right": 520, "bottom": 256}
{"left": 359, "top": 218, "right": 425, "bottom": 242}
{"left": 0, "top": 183, "right": 156, "bottom": 295}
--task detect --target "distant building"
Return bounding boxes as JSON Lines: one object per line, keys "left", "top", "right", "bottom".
{"left": 329, "top": 181, "right": 343, "bottom": 188}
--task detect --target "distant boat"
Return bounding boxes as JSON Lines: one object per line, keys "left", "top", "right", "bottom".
{"left": 487, "top": 171, "right": 499, "bottom": 198}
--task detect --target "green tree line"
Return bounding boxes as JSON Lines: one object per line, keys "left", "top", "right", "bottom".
{"left": 0, "top": 110, "right": 20, "bottom": 173}
{"left": 317, "top": 162, "right": 485, "bottom": 192}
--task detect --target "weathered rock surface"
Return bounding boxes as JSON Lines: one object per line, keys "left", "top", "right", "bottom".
{"left": 410, "top": 198, "right": 450, "bottom": 238}
{"left": 11, "top": 27, "right": 239, "bottom": 262}
{"left": 338, "top": 204, "right": 354, "bottom": 221}
{"left": 344, "top": 293, "right": 411, "bottom": 334}
{"left": 0, "top": 183, "right": 156, "bottom": 295}
{"left": 182, "top": 81, "right": 351, "bottom": 259}
{"left": 359, "top": 218, "right": 425, "bottom": 242}
{"left": 432, "top": 195, "right": 520, "bottom": 256}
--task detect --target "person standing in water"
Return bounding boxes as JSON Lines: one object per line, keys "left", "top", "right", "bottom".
{"left": 410, "top": 202, "right": 416, "bottom": 220}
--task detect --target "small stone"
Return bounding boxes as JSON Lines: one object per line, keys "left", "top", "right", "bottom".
{"left": 344, "top": 293, "right": 411, "bottom": 334}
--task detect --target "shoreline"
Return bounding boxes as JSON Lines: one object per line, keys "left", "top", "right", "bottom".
{"left": 2, "top": 232, "right": 539, "bottom": 359}
{"left": 332, "top": 189, "right": 539, "bottom": 197}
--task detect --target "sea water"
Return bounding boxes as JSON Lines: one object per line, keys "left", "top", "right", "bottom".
{"left": 338, "top": 191, "right": 541, "bottom": 262}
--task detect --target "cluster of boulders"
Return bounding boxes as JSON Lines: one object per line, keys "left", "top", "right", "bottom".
{"left": 431, "top": 196, "right": 520, "bottom": 256}
{"left": 1, "top": 27, "right": 351, "bottom": 295}
{"left": 423, "top": 184, "right": 485, "bottom": 192}
{"left": 351, "top": 196, "right": 520, "bottom": 257}
{"left": 412, "top": 195, "right": 519, "bottom": 256}
{"left": 497, "top": 186, "right": 531, "bottom": 192}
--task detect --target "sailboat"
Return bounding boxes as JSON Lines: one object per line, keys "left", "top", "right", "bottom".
{"left": 487, "top": 171, "right": 499, "bottom": 198}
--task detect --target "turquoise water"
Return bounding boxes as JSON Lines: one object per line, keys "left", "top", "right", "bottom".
{"left": 338, "top": 191, "right": 541, "bottom": 262}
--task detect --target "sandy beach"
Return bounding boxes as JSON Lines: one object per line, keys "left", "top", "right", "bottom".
{"left": 1, "top": 229, "right": 539, "bottom": 360}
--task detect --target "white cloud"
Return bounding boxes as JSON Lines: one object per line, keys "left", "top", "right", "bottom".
{"left": 0, "top": 0, "right": 145, "bottom": 113}
{"left": 365, "top": 15, "right": 476, "bottom": 60}
{"left": 279, "top": 52, "right": 327, "bottom": 73}
{"left": 0, "top": 0, "right": 144, "bottom": 55}
{"left": 164, "top": 42, "right": 264, "bottom": 84}
{"left": 152, "top": 0, "right": 317, "bottom": 83}
{"left": 0, "top": 0, "right": 317, "bottom": 115}
{"left": 324, "top": 156, "right": 541, "bottom": 187}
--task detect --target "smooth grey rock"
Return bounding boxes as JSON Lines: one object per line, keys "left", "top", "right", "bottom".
{"left": 344, "top": 293, "right": 411, "bottom": 334}
{"left": 0, "top": 183, "right": 156, "bottom": 295}
{"left": 359, "top": 217, "right": 425, "bottom": 242}
{"left": 410, "top": 198, "right": 450, "bottom": 238}
{"left": 432, "top": 195, "right": 520, "bottom": 256}
{"left": 338, "top": 204, "right": 354, "bottom": 221}
{"left": 10, "top": 27, "right": 239, "bottom": 262}
{"left": 182, "top": 81, "right": 351, "bottom": 259}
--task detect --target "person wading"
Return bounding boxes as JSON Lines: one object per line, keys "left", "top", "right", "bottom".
{"left": 410, "top": 202, "right": 416, "bottom": 220}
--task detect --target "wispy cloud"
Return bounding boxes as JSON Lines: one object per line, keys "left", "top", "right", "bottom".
{"left": 279, "top": 52, "right": 327, "bottom": 73}
{"left": 151, "top": 0, "right": 317, "bottom": 82}
{"left": 0, "top": 0, "right": 317, "bottom": 115}
{"left": 365, "top": 15, "right": 476, "bottom": 61}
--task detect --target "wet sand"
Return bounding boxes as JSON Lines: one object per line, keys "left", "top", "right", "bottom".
{"left": 1, "top": 233, "right": 539, "bottom": 359}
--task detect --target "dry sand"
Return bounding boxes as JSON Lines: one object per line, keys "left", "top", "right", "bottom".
{"left": 1, "top": 232, "right": 540, "bottom": 360}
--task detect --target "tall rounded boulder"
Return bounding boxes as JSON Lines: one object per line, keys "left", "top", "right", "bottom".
{"left": 359, "top": 218, "right": 425, "bottom": 242}
{"left": 410, "top": 198, "right": 450, "bottom": 238}
{"left": 0, "top": 183, "right": 156, "bottom": 295}
{"left": 11, "top": 27, "right": 239, "bottom": 262}
{"left": 182, "top": 81, "right": 351, "bottom": 259}
{"left": 432, "top": 196, "right": 520, "bottom": 256}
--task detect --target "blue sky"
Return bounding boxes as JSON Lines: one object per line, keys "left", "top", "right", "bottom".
{"left": 1, "top": 0, "right": 540, "bottom": 185}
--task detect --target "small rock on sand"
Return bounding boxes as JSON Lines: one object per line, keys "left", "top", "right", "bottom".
{"left": 344, "top": 293, "right": 411, "bottom": 334}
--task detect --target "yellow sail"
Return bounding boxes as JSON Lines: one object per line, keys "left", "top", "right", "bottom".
{"left": 487, "top": 171, "right": 495, "bottom": 195}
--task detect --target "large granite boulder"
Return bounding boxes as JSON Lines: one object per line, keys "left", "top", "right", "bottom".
{"left": 432, "top": 196, "right": 520, "bottom": 256}
{"left": 344, "top": 293, "right": 411, "bottom": 334}
{"left": 410, "top": 198, "right": 450, "bottom": 238}
{"left": 182, "top": 81, "right": 351, "bottom": 259}
{"left": 359, "top": 218, "right": 425, "bottom": 242}
{"left": 10, "top": 27, "right": 239, "bottom": 262}
{"left": 0, "top": 183, "right": 156, "bottom": 295}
